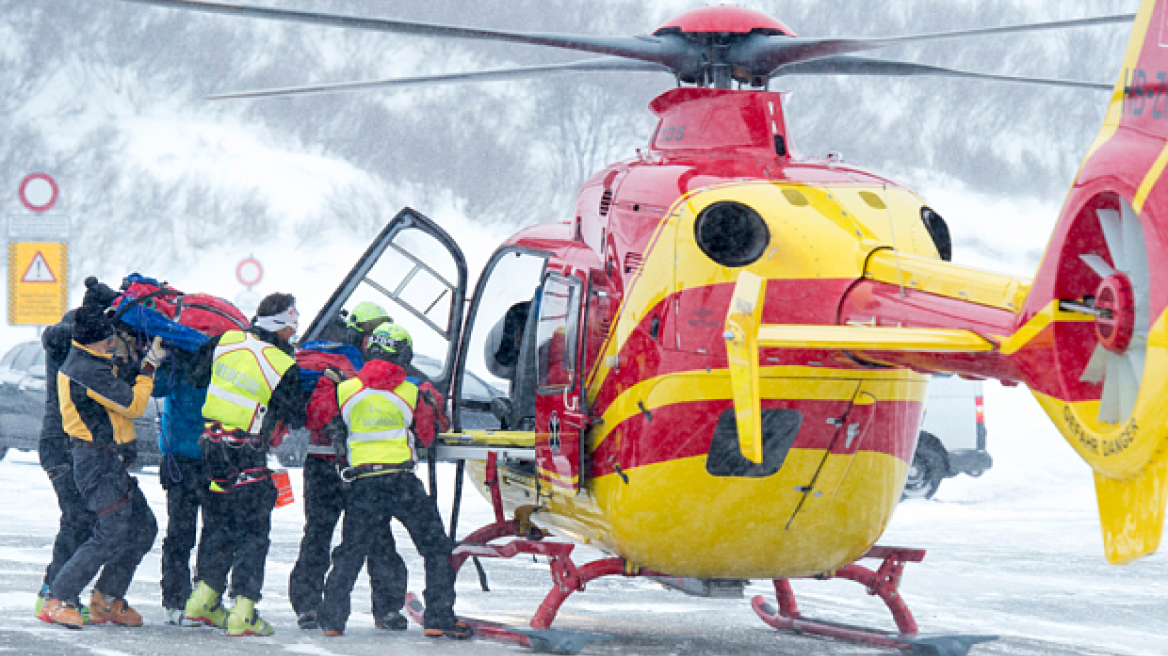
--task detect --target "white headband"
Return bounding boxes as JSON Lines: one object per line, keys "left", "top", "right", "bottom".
{"left": 255, "top": 306, "right": 299, "bottom": 333}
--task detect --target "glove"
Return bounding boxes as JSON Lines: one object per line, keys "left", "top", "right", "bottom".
{"left": 113, "top": 332, "right": 135, "bottom": 360}
{"left": 117, "top": 442, "right": 138, "bottom": 467}
{"left": 323, "top": 367, "right": 347, "bottom": 385}
{"left": 143, "top": 336, "right": 169, "bottom": 368}
{"left": 326, "top": 417, "right": 349, "bottom": 467}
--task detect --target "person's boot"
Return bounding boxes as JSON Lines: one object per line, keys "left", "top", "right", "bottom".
{"left": 424, "top": 618, "right": 473, "bottom": 639}
{"left": 89, "top": 590, "right": 143, "bottom": 626}
{"left": 183, "top": 581, "right": 227, "bottom": 628}
{"left": 227, "top": 596, "right": 274, "bottom": 637}
{"left": 37, "top": 597, "right": 84, "bottom": 629}
{"left": 296, "top": 609, "right": 319, "bottom": 630}
{"left": 34, "top": 583, "right": 48, "bottom": 618}
{"left": 375, "top": 610, "right": 409, "bottom": 631}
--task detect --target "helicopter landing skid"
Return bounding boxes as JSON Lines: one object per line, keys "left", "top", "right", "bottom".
{"left": 751, "top": 547, "right": 996, "bottom": 656}
{"left": 404, "top": 592, "right": 610, "bottom": 655}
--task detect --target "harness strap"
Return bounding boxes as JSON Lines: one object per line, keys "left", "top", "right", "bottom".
{"left": 209, "top": 467, "right": 272, "bottom": 492}
{"left": 203, "top": 422, "right": 262, "bottom": 448}
{"left": 95, "top": 478, "right": 138, "bottom": 518}
{"left": 340, "top": 462, "right": 415, "bottom": 483}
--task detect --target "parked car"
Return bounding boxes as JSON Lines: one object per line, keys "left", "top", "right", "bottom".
{"left": 902, "top": 375, "right": 992, "bottom": 499}
{"left": 273, "top": 353, "right": 504, "bottom": 467}
{"left": 0, "top": 340, "right": 163, "bottom": 468}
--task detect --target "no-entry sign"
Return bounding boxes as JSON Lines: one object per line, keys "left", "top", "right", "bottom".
{"left": 237, "top": 257, "right": 263, "bottom": 288}
{"left": 18, "top": 173, "right": 58, "bottom": 213}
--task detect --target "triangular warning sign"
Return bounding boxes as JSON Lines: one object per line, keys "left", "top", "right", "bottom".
{"left": 22, "top": 252, "right": 57, "bottom": 283}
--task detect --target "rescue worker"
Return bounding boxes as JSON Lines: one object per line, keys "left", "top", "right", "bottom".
{"left": 38, "top": 303, "right": 166, "bottom": 629}
{"left": 182, "top": 292, "right": 306, "bottom": 636}
{"left": 154, "top": 345, "right": 213, "bottom": 624}
{"left": 317, "top": 323, "right": 470, "bottom": 639}
{"left": 34, "top": 277, "right": 119, "bottom": 623}
{"left": 289, "top": 301, "right": 409, "bottom": 631}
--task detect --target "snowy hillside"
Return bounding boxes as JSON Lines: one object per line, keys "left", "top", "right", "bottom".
{"left": 0, "top": 0, "right": 1138, "bottom": 300}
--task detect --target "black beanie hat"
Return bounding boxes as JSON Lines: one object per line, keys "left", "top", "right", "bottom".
{"left": 73, "top": 303, "right": 114, "bottom": 345}
{"left": 82, "top": 276, "right": 119, "bottom": 309}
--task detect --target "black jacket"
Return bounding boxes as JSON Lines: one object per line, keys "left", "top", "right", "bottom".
{"left": 59, "top": 342, "right": 154, "bottom": 446}
{"left": 38, "top": 311, "right": 76, "bottom": 471}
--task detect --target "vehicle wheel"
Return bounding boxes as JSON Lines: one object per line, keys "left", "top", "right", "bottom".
{"left": 902, "top": 432, "right": 945, "bottom": 500}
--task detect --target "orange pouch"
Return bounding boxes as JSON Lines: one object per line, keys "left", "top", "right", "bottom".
{"left": 272, "top": 470, "right": 295, "bottom": 508}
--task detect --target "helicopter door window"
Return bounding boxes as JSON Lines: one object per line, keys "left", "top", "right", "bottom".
{"left": 303, "top": 210, "right": 468, "bottom": 397}
{"left": 343, "top": 236, "right": 457, "bottom": 379}
{"left": 536, "top": 275, "right": 582, "bottom": 393}
{"left": 456, "top": 249, "right": 548, "bottom": 431}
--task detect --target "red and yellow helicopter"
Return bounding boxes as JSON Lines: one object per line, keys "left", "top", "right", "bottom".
{"left": 120, "top": 1, "right": 1168, "bottom": 653}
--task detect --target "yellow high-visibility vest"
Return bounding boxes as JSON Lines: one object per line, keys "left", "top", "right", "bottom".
{"left": 337, "top": 376, "right": 419, "bottom": 466}
{"left": 203, "top": 330, "right": 294, "bottom": 434}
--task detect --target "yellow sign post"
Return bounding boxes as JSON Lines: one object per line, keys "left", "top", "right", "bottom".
{"left": 8, "top": 241, "right": 69, "bottom": 325}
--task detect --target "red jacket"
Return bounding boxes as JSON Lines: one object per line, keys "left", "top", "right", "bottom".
{"left": 306, "top": 359, "right": 447, "bottom": 460}
{"left": 302, "top": 353, "right": 359, "bottom": 461}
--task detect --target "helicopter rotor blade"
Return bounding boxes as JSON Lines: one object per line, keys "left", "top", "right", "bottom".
{"left": 771, "top": 56, "right": 1111, "bottom": 91}
{"left": 207, "top": 58, "right": 671, "bottom": 100}
{"left": 1079, "top": 253, "right": 1118, "bottom": 280}
{"left": 120, "top": 1, "right": 1132, "bottom": 90}
{"left": 746, "top": 13, "right": 1135, "bottom": 77}
{"left": 1119, "top": 201, "right": 1151, "bottom": 330}
{"left": 1080, "top": 344, "right": 1109, "bottom": 385}
{"left": 1096, "top": 208, "right": 1127, "bottom": 271}
{"left": 118, "top": 0, "right": 683, "bottom": 65}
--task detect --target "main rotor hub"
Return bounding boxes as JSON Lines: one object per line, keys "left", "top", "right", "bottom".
{"left": 654, "top": 6, "right": 796, "bottom": 37}
{"left": 1094, "top": 272, "right": 1136, "bottom": 354}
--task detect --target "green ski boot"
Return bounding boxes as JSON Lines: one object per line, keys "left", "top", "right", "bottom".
{"left": 34, "top": 584, "right": 48, "bottom": 619}
{"left": 227, "top": 597, "right": 273, "bottom": 637}
{"left": 184, "top": 582, "right": 227, "bottom": 628}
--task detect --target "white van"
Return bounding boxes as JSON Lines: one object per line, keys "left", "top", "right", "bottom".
{"left": 903, "top": 375, "right": 992, "bottom": 499}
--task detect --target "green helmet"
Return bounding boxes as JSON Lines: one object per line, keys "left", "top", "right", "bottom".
{"left": 346, "top": 301, "right": 390, "bottom": 332}
{"left": 366, "top": 322, "right": 412, "bottom": 362}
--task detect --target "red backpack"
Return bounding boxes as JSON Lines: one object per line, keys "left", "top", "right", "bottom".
{"left": 175, "top": 294, "right": 250, "bottom": 336}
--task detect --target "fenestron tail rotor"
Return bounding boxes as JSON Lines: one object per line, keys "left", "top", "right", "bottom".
{"left": 117, "top": 0, "right": 1130, "bottom": 97}
{"left": 1076, "top": 200, "right": 1151, "bottom": 425}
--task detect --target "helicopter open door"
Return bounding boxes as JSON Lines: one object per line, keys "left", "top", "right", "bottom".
{"left": 302, "top": 208, "right": 468, "bottom": 397}
{"left": 532, "top": 271, "right": 589, "bottom": 495}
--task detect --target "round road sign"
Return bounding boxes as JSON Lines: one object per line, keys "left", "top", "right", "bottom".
{"left": 19, "top": 173, "right": 59, "bottom": 213}
{"left": 237, "top": 257, "right": 264, "bottom": 288}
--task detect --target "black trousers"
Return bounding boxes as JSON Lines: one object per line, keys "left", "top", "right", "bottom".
{"left": 51, "top": 446, "right": 158, "bottom": 602}
{"left": 159, "top": 456, "right": 210, "bottom": 610}
{"left": 319, "top": 471, "right": 456, "bottom": 632}
{"left": 196, "top": 479, "right": 277, "bottom": 601}
{"left": 42, "top": 463, "right": 97, "bottom": 593}
{"left": 288, "top": 456, "right": 407, "bottom": 617}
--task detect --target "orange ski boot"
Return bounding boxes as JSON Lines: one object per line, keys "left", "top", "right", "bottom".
{"left": 89, "top": 590, "right": 143, "bottom": 626}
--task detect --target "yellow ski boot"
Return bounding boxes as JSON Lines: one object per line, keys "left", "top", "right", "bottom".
{"left": 184, "top": 582, "right": 227, "bottom": 628}
{"left": 227, "top": 597, "right": 274, "bottom": 637}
